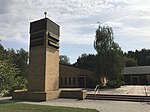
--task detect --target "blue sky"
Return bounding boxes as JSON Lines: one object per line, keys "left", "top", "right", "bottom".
{"left": 1, "top": 0, "right": 150, "bottom": 63}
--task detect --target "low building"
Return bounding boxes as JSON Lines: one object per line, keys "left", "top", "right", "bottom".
{"left": 59, "top": 63, "right": 96, "bottom": 88}
{"left": 60, "top": 64, "right": 150, "bottom": 87}
{"left": 123, "top": 66, "right": 150, "bottom": 85}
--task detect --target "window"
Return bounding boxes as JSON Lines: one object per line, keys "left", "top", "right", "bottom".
{"left": 73, "top": 77, "right": 76, "bottom": 85}
{"left": 69, "top": 77, "right": 71, "bottom": 85}
{"left": 65, "top": 77, "right": 67, "bottom": 85}
{"left": 60, "top": 78, "right": 63, "bottom": 85}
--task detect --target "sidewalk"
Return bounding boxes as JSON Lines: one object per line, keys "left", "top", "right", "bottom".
{"left": 88, "top": 85, "right": 150, "bottom": 96}
{"left": 1, "top": 97, "right": 150, "bottom": 112}
{"left": 1, "top": 86, "right": 150, "bottom": 112}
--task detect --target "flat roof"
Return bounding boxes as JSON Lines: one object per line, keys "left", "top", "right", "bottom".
{"left": 124, "top": 66, "right": 150, "bottom": 75}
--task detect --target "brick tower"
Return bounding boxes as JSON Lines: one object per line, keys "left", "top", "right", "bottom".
{"left": 12, "top": 17, "right": 60, "bottom": 101}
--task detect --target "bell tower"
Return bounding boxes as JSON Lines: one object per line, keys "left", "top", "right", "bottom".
{"left": 13, "top": 16, "right": 60, "bottom": 101}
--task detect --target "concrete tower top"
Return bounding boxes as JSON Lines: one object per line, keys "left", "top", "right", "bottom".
{"left": 30, "top": 18, "right": 60, "bottom": 38}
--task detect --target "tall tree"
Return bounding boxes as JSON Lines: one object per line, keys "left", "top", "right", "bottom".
{"left": 125, "top": 57, "right": 138, "bottom": 67}
{"left": 59, "top": 55, "right": 70, "bottom": 65}
{"left": 16, "top": 48, "right": 28, "bottom": 78}
{"left": 0, "top": 42, "right": 5, "bottom": 60}
{"left": 94, "top": 25, "right": 125, "bottom": 81}
{"left": 108, "top": 42, "right": 125, "bottom": 80}
{"left": 0, "top": 60, "right": 20, "bottom": 94}
{"left": 126, "top": 49, "right": 150, "bottom": 66}
{"left": 0, "top": 42, "right": 27, "bottom": 96}
{"left": 74, "top": 53, "right": 96, "bottom": 70}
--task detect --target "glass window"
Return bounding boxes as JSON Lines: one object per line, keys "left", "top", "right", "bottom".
{"left": 73, "top": 77, "right": 76, "bottom": 85}
{"left": 60, "top": 78, "right": 63, "bottom": 85}
{"left": 69, "top": 77, "right": 71, "bottom": 85}
{"left": 65, "top": 77, "right": 67, "bottom": 85}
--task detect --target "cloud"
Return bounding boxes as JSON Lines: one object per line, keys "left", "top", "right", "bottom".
{"left": 102, "top": 22, "right": 123, "bottom": 28}
{"left": 0, "top": 0, "right": 107, "bottom": 46}
{"left": 1, "top": 0, "right": 150, "bottom": 55}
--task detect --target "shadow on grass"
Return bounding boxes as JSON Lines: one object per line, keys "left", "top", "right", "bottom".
{"left": 0, "top": 97, "right": 23, "bottom": 105}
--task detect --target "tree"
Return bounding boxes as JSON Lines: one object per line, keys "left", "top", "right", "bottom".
{"left": 16, "top": 48, "right": 28, "bottom": 78}
{"left": 126, "top": 49, "right": 150, "bottom": 66}
{"left": 94, "top": 25, "right": 125, "bottom": 82}
{"left": 3, "top": 48, "right": 29, "bottom": 78}
{"left": 74, "top": 53, "right": 96, "bottom": 70}
{"left": 94, "top": 25, "right": 114, "bottom": 54}
{"left": 0, "top": 60, "right": 17, "bottom": 95}
{"left": 108, "top": 42, "right": 125, "bottom": 80}
{"left": 59, "top": 55, "right": 70, "bottom": 65}
{"left": 125, "top": 57, "right": 138, "bottom": 67}
{"left": 0, "top": 42, "right": 27, "bottom": 96}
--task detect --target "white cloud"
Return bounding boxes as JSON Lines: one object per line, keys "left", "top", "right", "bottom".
{"left": 102, "top": 22, "right": 123, "bottom": 28}
{"left": 1, "top": 0, "right": 150, "bottom": 55}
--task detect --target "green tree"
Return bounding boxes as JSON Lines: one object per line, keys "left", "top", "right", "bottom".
{"left": 16, "top": 48, "right": 28, "bottom": 78}
{"left": 125, "top": 57, "right": 138, "bottom": 67}
{"left": 108, "top": 42, "right": 125, "bottom": 80}
{"left": 126, "top": 49, "right": 150, "bottom": 66}
{"left": 0, "top": 42, "right": 27, "bottom": 96}
{"left": 0, "top": 60, "right": 19, "bottom": 96}
{"left": 94, "top": 25, "right": 125, "bottom": 82}
{"left": 59, "top": 55, "right": 70, "bottom": 65}
{"left": 0, "top": 42, "right": 5, "bottom": 60}
{"left": 3, "top": 48, "right": 29, "bottom": 78}
{"left": 74, "top": 54, "right": 96, "bottom": 70}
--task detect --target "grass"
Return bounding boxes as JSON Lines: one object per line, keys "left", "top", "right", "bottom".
{"left": 0, "top": 103, "right": 98, "bottom": 112}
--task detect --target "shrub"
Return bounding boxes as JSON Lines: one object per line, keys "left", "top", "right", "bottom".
{"left": 98, "top": 83, "right": 107, "bottom": 89}
{"left": 106, "top": 80, "right": 123, "bottom": 88}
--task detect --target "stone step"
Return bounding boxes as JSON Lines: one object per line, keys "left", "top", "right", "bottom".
{"left": 86, "top": 94, "right": 150, "bottom": 102}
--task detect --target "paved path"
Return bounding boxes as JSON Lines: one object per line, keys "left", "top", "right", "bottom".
{"left": 88, "top": 85, "right": 150, "bottom": 96}
{"left": 1, "top": 86, "right": 150, "bottom": 112}
{"left": 1, "top": 97, "right": 150, "bottom": 112}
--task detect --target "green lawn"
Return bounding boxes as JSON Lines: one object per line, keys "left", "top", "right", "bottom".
{"left": 0, "top": 103, "right": 98, "bottom": 112}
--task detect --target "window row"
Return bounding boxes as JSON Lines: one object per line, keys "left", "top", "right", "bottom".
{"left": 60, "top": 77, "right": 76, "bottom": 85}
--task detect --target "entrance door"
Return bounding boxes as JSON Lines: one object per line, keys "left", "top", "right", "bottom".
{"left": 131, "top": 76, "right": 139, "bottom": 85}
{"left": 78, "top": 76, "right": 86, "bottom": 88}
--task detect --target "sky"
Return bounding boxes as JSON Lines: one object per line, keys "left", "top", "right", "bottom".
{"left": 1, "top": 0, "right": 150, "bottom": 63}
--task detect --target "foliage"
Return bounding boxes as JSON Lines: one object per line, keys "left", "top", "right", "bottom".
{"left": 0, "top": 60, "right": 19, "bottom": 96}
{"left": 74, "top": 53, "right": 96, "bottom": 70}
{"left": 0, "top": 42, "right": 28, "bottom": 78}
{"left": 107, "top": 42, "right": 125, "bottom": 80}
{"left": 16, "top": 48, "right": 28, "bottom": 78}
{"left": 0, "top": 42, "right": 28, "bottom": 96}
{"left": 106, "top": 80, "right": 125, "bottom": 88}
{"left": 6, "top": 48, "right": 28, "bottom": 78}
{"left": 94, "top": 25, "right": 114, "bottom": 79}
{"left": 0, "top": 103, "right": 98, "bottom": 112}
{"left": 126, "top": 49, "right": 150, "bottom": 66}
{"left": 125, "top": 57, "right": 138, "bottom": 67}
{"left": 94, "top": 25, "right": 125, "bottom": 81}
{"left": 94, "top": 25, "right": 114, "bottom": 54}
{"left": 59, "top": 55, "right": 70, "bottom": 65}
{"left": 98, "top": 83, "right": 106, "bottom": 89}
{"left": 0, "top": 60, "right": 19, "bottom": 90}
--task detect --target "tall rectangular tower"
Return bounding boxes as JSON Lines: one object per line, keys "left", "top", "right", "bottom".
{"left": 12, "top": 18, "right": 60, "bottom": 101}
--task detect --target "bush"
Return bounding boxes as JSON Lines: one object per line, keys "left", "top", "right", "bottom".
{"left": 0, "top": 90, "right": 9, "bottom": 96}
{"left": 7, "top": 77, "right": 28, "bottom": 96}
{"left": 98, "top": 83, "right": 107, "bottom": 89}
{"left": 106, "top": 80, "right": 124, "bottom": 88}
